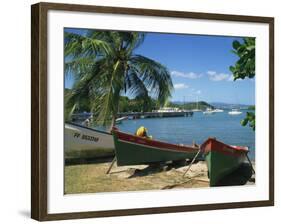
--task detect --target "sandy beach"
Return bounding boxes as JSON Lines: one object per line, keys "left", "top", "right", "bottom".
{"left": 65, "top": 158, "right": 255, "bottom": 194}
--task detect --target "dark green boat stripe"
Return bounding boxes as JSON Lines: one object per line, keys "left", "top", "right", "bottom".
{"left": 118, "top": 139, "right": 196, "bottom": 154}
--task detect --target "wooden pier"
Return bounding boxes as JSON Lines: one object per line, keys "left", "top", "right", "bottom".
{"left": 71, "top": 111, "right": 194, "bottom": 122}
{"left": 117, "top": 111, "right": 193, "bottom": 119}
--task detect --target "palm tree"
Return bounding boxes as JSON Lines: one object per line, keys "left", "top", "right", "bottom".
{"left": 65, "top": 31, "right": 173, "bottom": 128}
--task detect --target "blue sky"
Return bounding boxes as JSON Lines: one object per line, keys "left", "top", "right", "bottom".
{"left": 65, "top": 28, "right": 255, "bottom": 105}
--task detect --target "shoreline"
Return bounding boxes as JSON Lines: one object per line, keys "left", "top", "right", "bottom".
{"left": 64, "top": 159, "right": 255, "bottom": 194}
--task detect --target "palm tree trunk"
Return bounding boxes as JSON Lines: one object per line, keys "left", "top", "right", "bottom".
{"left": 109, "top": 114, "right": 116, "bottom": 131}
{"left": 108, "top": 90, "right": 120, "bottom": 131}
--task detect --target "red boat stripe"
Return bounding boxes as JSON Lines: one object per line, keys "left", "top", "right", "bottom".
{"left": 201, "top": 138, "right": 248, "bottom": 157}
{"left": 115, "top": 131, "right": 198, "bottom": 153}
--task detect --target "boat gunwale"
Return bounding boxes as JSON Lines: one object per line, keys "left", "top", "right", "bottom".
{"left": 112, "top": 128, "right": 199, "bottom": 153}
{"left": 117, "top": 139, "right": 198, "bottom": 154}
{"left": 65, "top": 122, "right": 112, "bottom": 136}
{"left": 201, "top": 138, "right": 248, "bottom": 157}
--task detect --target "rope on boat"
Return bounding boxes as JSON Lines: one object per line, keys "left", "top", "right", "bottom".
{"left": 106, "top": 156, "right": 117, "bottom": 174}
{"left": 182, "top": 147, "right": 202, "bottom": 177}
{"left": 245, "top": 153, "right": 255, "bottom": 174}
{"left": 162, "top": 174, "right": 206, "bottom": 189}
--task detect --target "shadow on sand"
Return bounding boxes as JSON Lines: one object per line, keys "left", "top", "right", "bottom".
{"left": 128, "top": 160, "right": 192, "bottom": 178}
{"left": 128, "top": 160, "right": 254, "bottom": 187}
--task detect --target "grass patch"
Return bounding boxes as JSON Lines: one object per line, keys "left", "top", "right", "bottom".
{"left": 64, "top": 161, "right": 209, "bottom": 194}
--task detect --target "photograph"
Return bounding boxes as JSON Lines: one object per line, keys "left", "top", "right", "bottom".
{"left": 31, "top": 2, "right": 274, "bottom": 220}
{"left": 63, "top": 28, "right": 256, "bottom": 194}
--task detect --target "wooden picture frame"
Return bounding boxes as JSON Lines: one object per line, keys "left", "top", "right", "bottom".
{"left": 31, "top": 2, "right": 274, "bottom": 221}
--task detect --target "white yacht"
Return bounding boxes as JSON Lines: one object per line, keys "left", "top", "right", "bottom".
{"left": 228, "top": 109, "right": 242, "bottom": 115}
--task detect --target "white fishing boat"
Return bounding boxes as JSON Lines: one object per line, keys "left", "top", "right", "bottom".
{"left": 228, "top": 109, "right": 242, "bottom": 115}
{"left": 203, "top": 108, "right": 215, "bottom": 114}
{"left": 64, "top": 122, "right": 114, "bottom": 159}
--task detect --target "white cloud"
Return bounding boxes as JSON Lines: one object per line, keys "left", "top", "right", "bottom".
{"left": 206, "top": 71, "right": 216, "bottom": 76}
{"left": 174, "top": 83, "right": 189, "bottom": 89}
{"left": 195, "top": 90, "right": 201, "bottom": 94}
{"left": 171, "top": 71, "right": 202, "bottom": 79}
{"left": 207, "top": 71, "right": 231, "bottom": 81}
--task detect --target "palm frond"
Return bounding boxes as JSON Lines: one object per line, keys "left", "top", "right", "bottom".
{"left": 64, "top": 30, "right": 173, "bottom": 127}
{"left": 125, "top": 32, "right": 145, "bottom": 54}
{"left": 93, "top": 60, "right": 125, "bottom": 126}
{"left": 129, "top": 55, "right": 173, "bottom": 105}
{"left": 64, "top": 32, "right": 87, "bottom": 57}
{"left": 65, "top": 31, "right": 112, "bottom": 58}
{"left": 64, "top": 56, "right": 95, "bottom": 79}
{"left": 64, "top": 58, "right": 110, "bottom": 119}
{"left": 125, "top": 68, "right": 149, "bottom": 99}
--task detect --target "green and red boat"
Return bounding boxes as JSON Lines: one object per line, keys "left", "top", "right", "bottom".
{"left": 111, "top": 127, "right": 200, "bottom": 166}
{"left": 201, "top": 138, "right": 249, "bottom": 186}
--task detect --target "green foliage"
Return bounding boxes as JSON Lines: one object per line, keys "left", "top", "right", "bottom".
{"left": 230, "top": 37, "right": 255, "bottom": 130}
{"left": 117, "top": 97, "right": 213, "bottom": 113}
{"left": 167, "top": 101, "right": 213, "bottom": 110}
{"left": 247, "top": 105, "right": 255, "bottom": 110}
{"left": 118, "top": 96, "right": 160, "bottom": 113}
{"left": 241, "top": 112, "right": 255, "bottom": 131}
{"left": 64, "top": 85, "right": 93, "bottom": 122}
{"left": 229, "top": 37, "right": 255, "bottom": 81}
{"left": 64, "top": 31, "right": 173, "bottom": 127}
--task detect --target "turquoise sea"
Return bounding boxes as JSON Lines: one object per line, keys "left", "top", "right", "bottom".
{"left": 116, "top": 110, "right": 255, "bottom": 160}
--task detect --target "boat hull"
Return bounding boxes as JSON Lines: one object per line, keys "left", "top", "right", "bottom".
{"left": 201, "top": 138, "right": 248, "bottom": 186}
{"left": 228, "top": 112, "right": 242, "bottom": 115}
{"left": 112, "top": 128, "right": 200, "bottom": 166}
{"left": 203, "top": 111, "right": 214, "bottom": 114}
{"left": 65, "top": 122, "right": 114, "bottom": 159}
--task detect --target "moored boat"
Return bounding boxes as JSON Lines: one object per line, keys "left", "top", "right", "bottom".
{"left": 200, "top": 138, "right": 248, "bottom": 186}
{"left": 228, "top": 109, "right": 242, "bottom": 115}
{"left": 115, "top": 116, "right": 128, "bottom": 124}
{"left": 111, "top": 127, "right": 201, "bottom": 166}
{"left": 65, "top": 122, "right": 114, "bottom": 159}
{"left": 203, "top": 108, "right": 215, "bottom": 115}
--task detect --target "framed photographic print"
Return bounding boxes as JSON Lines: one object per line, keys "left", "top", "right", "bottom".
{"left": 31, "top": 2, "right": 274, "bottom": 221}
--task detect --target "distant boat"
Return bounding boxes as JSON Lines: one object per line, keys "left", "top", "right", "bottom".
{"left": 111, "top": 127, "right": 201, "bottom": 166}
{"left": 115, "top": 116, "right": 127, "bottom": 124}
{"left": 153, "top": 107, "right": 182, "bottom": 112}
{"left": 200, "top": 138, "right": 249, "bottom": 186}
{"left": 213, "top": 108, "right": 224, "bottom": 113}
{"left": 228, "top": 109, "right": 242, "bottom": 115}
{"left": 64, "top": 122, "right": 114, "bottom": 159}
{"left": 203, "top": 108, "right": 215, "bottom": 115}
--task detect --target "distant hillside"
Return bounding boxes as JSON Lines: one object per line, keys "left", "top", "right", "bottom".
{"left": 211, "top": 102, "right": 253, "bottom": 109}
{"left": 169, "top": 101, "right": 214, "bottom": 110}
